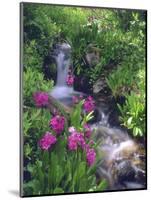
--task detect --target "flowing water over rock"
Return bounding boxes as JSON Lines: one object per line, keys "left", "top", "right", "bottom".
{"left": 91, "top": 95, "right": 146, "bottom": 190}
{"left": 49, "top": 43, "right": 146, "bottom": 190}
{"left": 93, "top": 125, "right": 146, "bottom": 190}
{"left": 50, "top": 43, "right": 83, "bottom": 105}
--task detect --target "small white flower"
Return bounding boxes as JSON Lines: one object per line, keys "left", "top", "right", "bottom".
{"left": 68, "top": 126, "right": 76, "bottom": 133}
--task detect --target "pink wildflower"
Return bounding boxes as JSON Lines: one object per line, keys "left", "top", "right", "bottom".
{"left": 68, "top": 132, "right": 78, "bottom": 150}
{"left": 49, "top": 115, "right": 65, "bottom": 135}
{"left": 86, "top": 147, "right": 96, "bottom": 166}
{"left": 68, "top": 132, "right": 86, "bottom": 151}
{"left": 66, "top": 75, "right": 74, "bottom": 86}
{"left": 33, "top": 91, "right": 49, "bottom": 107}
{"left": 72, "top": 95, "right": 79, "bottom": 104}
{"left": 76, "top": 133, "right": 86, "bottom": 149}
{"left": 83, "top": 96, "right": 95, "bottom": 113}
{"left": 79, "top": 94, "right": 84, "bottom": 100}
{"left": 39, "top": 132, "right": 57, "bottom": 150}
{"left": 84, "top": 123, "right": 92, "bottom": 139}
{"left": 89, "top": 140, "right": 95, "bottom": 146}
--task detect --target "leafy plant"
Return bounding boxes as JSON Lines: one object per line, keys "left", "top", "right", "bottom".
{"left": 23, "top": 67, "right": 54, "bottom": 106}
{"left": 117, "top": 91, "right": 145, "bottom": 137}
{"left": 23, "top": 107, "right": 52, "bottom": 167}
{"left": 23, "top": 108, "right": 51, "bottom": 138}
{"left": 23, "top": 40, "right": 43, "bottom": 70}
{"left": 88, "top": 59, "right": 105, "bottom": 84}
{"left": 106, "top": 63, "right": 135, "bottom": 97}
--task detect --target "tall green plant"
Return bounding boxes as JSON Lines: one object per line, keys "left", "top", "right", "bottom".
{"left": 117, "top": 92, "right": 145, "bottom": 137}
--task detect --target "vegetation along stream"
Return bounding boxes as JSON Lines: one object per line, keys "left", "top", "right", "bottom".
{"left": 22, "top": 3, "right": 146, "bottom": 196}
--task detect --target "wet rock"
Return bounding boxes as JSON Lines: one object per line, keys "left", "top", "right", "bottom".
{"left": 84, "top": 44, "right": 100, "bottom": 67}
{"left": 123, "top": 182, "right": 145, "bottom": 189}
{"left": 115, "top": 160, "right": 135, "bottom": 183}
{"left": 74, "top": 76, "right": 93, "bottom": 94}
{"left": 85, "top": 52, "right": 100, "bottom": 67}
{"left": 135, "top": 169, "right": 146, "bottom": 185}
{"left": 93, "top": 78, "right": 107, "bottom": 94}
{"left": 92, "top": 124, "right": 146, "bottom": 189}
{"left": 116, "top": 95, "right": 126, "bottom": 106}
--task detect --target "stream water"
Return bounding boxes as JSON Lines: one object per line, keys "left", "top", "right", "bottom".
{"left": 49, "top": 43, "right": 146, "bottom": 190}
{"left": 50, "top": 43, "right": 82, "bottom": 105}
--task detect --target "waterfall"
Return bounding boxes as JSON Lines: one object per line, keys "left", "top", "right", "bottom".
{"left": 55, "top": 45, "right": 71, "bottom": 86}
{"left": 50, "top": 43, "right": 73, "bottom": 101}
{"left": 50, "top": 43, "right": 82, "bottom": 105}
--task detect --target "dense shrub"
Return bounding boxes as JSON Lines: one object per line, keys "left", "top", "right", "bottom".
{"left": 23, "top": 40, "right": 43, "bottom": 70}
{"left": 117, "top": 68, "right": 145, "bottom": 137}
{"left": 117, "top": 92, "right": 145, "bottom": 137}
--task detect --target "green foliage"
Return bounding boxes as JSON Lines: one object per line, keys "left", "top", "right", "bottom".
{"left": 23, "top": 108, "right": 51, "bottom": 164}
{"left": 70, "top": 99, "right": 95, "bottom": 132}
{"left": 106, "top": 42, "right": 145, "bottom": 98}
{"left": 23, "top": 4, "right": 146, "bottom": 89}
{"left": 24, "top": 147, "right": 104, "bottom": 195}
{"left": 70, "top": 100, "right": 84, "bottom": 129}
{"left": 106, "top": 63, "right": 135, "bottom": 97}
{"left": 23, "top": 108, "right": 51, "bottom": 138}
{"left": 117, "top": 67, "right": 145, "bottom": 137}
{"left": 88, "top": 59, "right": 105, "bottom": 84}
{"left": 23, "top": 67, "right": 54, "bottom": 106}
{"left": 104, "top": 11, "right": 146, "bottom": 137}
{"left": 105, "top": 10, "right": 145, "bottom": 98}
{"left": 117, "top": 92, "right": 145, "bottom": 137}
{"left": 24, "top": 4, "right": 61, "bottom": 57}
{"left": 23, "top": 40, "right": 43, "bottom": 70}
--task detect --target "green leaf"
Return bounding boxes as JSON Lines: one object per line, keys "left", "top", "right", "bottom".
{"left": 70, "top": 100, "right": 83, "bottom": 129}
{"left": 96, "top": 179, "right": 108, "bottom": 191}
{"left": 127, "top": 116, "right": 133, "bottom": 126}
{"left": 56, "top": 165, "right": 64, "bottom": 186}
{"left": 53, "top": 187, "right": 64, "bottom": 194}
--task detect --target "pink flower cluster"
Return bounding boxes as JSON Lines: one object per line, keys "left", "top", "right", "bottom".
{"left": 84, "top": 123, "right": 92, "bottom": 139}
{"left": 72, "top": 96, "right": 79, "bottom": 104}
{"left": 39, "top": 132, "right": 57, "bottom": 150}
{"left": 68, "top": 127, "right": 96, "bottom": 166}
{"left": 66, "top": 74, "right": 74, "bottom": 86}
{"left": 49, "top": 115, "right": 65, "bottom": 134}
{"left": 83, "top": 96, "right": 95, "bottom": 113}
{"left": 33, "top": 91, "right": 49, "bottom": 107}
{"left": 72, "top": 94, "right": 84, "bottom": 104}
{"left": 86, "top": 147, "right": 96, "bottom": 166}
{"left": 68, "top": 131, "right": 86, "bottom": 151}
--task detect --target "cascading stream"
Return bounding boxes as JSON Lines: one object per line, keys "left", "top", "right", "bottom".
{"left": 50, "top": 43, "right": 82, "bottom": 105}
{"left": 91, "top": 100, "right": 146, "bottom": 190}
